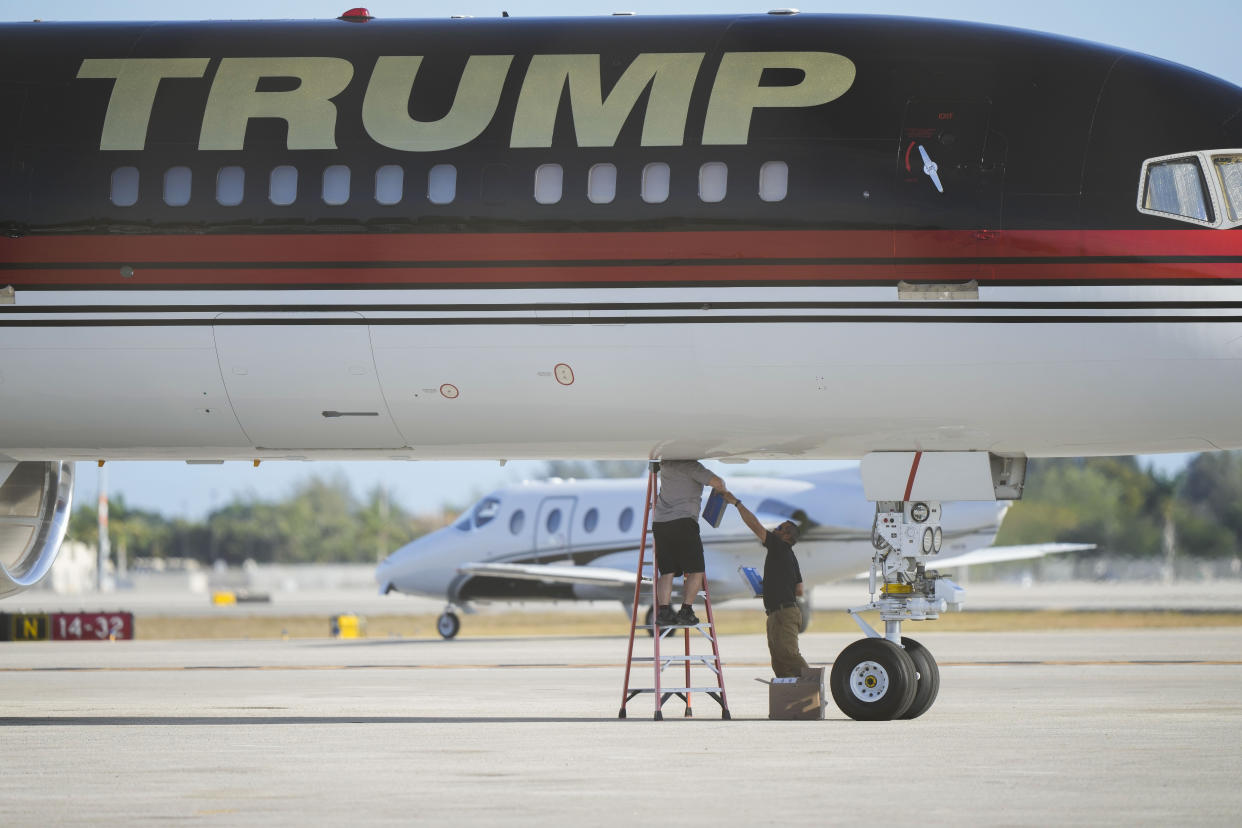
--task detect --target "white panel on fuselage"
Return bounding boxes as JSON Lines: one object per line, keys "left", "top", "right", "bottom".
{"left": 0, "top": 325, "right": 248, "bottom": 451}
{"left": 213, "top": 314, "right": 406, "bottom": 450}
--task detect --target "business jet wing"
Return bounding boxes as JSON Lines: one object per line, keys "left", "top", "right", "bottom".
{"left": 853, "top": 542, "right": 1094, "bottom": 578}
{"left": 458, "top": 561, "right": 645, "bottom": 587}
{"left": 933, "top": 542, "right": 1096, "bottom": 568}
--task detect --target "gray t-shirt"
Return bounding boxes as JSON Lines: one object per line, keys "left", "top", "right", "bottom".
{"left": 653, "top": 460, "right": 715, "bottom": 522}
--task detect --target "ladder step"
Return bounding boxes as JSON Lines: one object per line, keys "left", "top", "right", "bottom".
{"left": 627, "top": 687, "right": 723, "bottom": 694}
{"left": 632, "top": 655, "right": 718, "bottom": 663}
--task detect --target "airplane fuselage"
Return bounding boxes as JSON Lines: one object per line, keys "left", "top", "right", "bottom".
{"left": 2, "top": 14, "right": 1242, "bottom": 462}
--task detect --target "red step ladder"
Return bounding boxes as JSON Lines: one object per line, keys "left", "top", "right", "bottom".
{"left": 619, "top": 461, "right": 731, "bottom": 721}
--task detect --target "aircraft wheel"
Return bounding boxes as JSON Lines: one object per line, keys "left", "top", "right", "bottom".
{"left": 898, "top": 637, "right": 940, "bottom": 720}
{"left": 436, "top": 611, "right": 461, "bottom": 639}
{"left": 829, "top": 638, "right": 917, "bottom": 721}
{"left": 796, "top": 598, "right": 812, "bottom": 633}
{"left": 643, "top": 606, "right": 655, "bottom": 637}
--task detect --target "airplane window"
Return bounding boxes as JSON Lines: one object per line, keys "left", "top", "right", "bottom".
{"left": 455, "top": 518, "right": 470, "bottom": 532}
{"left": 375, "top": 165, "right": 403, "bottom": 205}
{"left": 474, "top": 497, "right": 501, "bottom": 528}
{"left": 163, "top": 166, "right": 192, "bottom": 207}
{"left": 216, "top": 166, "right": 245, "bottom": 206}
{"left": 618, "top": 507, "right": 634, "bottom": 533}
{"left": 534, "top": 164, "right": 563, "bottom": 205}
{"left": 1143, "top": 158, "right": 1212, "bottom": 223}
{"left": 758, "top": 161, "right": 789, "bottom": 202}
{"left": 546, "top": 508, "right": 562, "bottom": 533}
{"left": 110, "top": 167, "right": 139, "bottom": 207}
{"left": 1214, "top": 155, "right": 1242, "bottom": 223}
{"left": 699, "top": 162, "right": 727, "bottom": 203}
{"left": 509, "top": 509, "right": 525, "bottom": 535}
{"left": 428, "top": 164, "right": 456, "bottom": 205}
{"left": 642, "top": 162, "right": 669, "bottom": 204}
{"left": 270, "top": 165, "right": 298, "bottom": 206}
{"left": 588, "top": 164, "right": 617, "bottom": 204}
{"left": 583, "top": 507, "right": 599, "bottom": 533}
{"left": 322, "top": 165, "right": 350, "bottom": 206}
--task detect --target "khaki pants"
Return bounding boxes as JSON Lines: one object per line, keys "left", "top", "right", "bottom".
{"left": 766, "top": 605, "right": 809, "bottom": 678}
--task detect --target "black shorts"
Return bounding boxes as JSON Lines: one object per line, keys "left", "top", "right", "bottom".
{"left": 652, "top": 517, "right": 705, "bottom": 577}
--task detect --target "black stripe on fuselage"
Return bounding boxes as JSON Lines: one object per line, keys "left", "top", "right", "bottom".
{"left": 5, "top": 314, "right": 1242, "bottom": 327}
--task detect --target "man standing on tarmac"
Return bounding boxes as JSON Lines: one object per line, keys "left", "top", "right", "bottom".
{"left": 652, "top": 460, "right": 731, "bottom": 629}
{"left": 725, "top": 494, "right": 811, "bottom": 678}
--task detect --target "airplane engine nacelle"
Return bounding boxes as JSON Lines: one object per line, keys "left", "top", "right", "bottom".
{"left": 0, "top": 461, "right": 75, "bottom": 598}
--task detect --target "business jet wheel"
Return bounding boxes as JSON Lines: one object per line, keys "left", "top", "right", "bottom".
{"left": 829, "top": 638, "right": 917, "bottom": 721}
{"left": 643, "top": 606, "right": 655, "bottom": 637}
{"left": 897, "top": 637, "right": 940, "bottom": 719}
{"left": 436, "top": 611, "right": 461, "bottom": 639}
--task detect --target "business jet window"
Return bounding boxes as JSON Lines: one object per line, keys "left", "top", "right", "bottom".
{"left": 618, "top": 507, "right": 634, "bottom": 533}
{"left": 509, "top": 509, "right": 526, "bottom": 535}
{"left": 110, "top": 167, "right": 139, "bottom": 207}
{"left": 1142, "top": 158, "right": 1213, "bottom": 223}
{"left": 534, "top": 163, "right": 563, "bottom": 205}
{"left": 473, "top": 497, "right": 501, "bottom": 528}
{"left": 216, "top": 166, "right": 245, "bottom": 206}
{"left": 583, "top": 508, "right": 599, "bottom": 533}
{"left": 588, "top": 164, "right": 617, "bottom": 204}
{"left": 545, "top": 508, "right": 562, "bottom": 533}
{"left": 1214, "top": 155, "right": 1242, "bottom": 222}
{"left": 375, "top": 165, "right": 403, "bottom": 205}
{"left": 642, "top": 162, "right": 670, "bottom": 204}
{"left": 269, "top": 166, "right": 298, "bottom": 206}
{"left": 428, "top": 164, "right": 456, "bottom": 204}
{"left": 163, "top": 166, "right": 192, "bottom": 207}
{"left": 758, "top": 161, "right": 788, "bottom": 202}
{"left": 699, "top": 162, "right": 727, "bottom": 203}
{"left": 322, "top": 165, "right": 350, "bottom": 206}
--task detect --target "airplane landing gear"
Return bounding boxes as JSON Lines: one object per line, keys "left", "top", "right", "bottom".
{"left": 437, "top": 607, "right": 462, "bottom": 639}
{"left": 832, "top": 500, "right": 963, "bottom": 721}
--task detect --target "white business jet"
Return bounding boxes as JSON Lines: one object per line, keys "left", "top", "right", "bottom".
{"left": 376, "top": 467, "right": 1089, "bottom": 639}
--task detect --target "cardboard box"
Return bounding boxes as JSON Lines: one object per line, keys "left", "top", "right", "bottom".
{"left": 768, "top": 666, "right": 826, "bottom": 720}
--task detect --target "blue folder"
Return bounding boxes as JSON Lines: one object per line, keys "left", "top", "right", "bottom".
{"left": 702, "top": 490, "right": 726, "bottom": 528}
{"left": 739, "top": 566, "right": 764, "bottom": 597}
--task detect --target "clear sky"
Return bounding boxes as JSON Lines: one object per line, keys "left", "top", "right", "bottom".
{"left": 6, "top": 1, "right": 1231, "bottom": 518}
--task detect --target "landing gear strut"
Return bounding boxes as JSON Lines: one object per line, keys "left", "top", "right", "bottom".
{"left": 830, "top": 500, "right": 963, "bottom": 720}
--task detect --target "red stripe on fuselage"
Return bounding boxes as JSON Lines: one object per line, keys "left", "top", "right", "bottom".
{"left": 2, "top": 229, "right": 1240, "bottom": 288}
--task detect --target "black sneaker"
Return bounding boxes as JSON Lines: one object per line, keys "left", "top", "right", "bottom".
{"left": 656, "top": 606, "right": 679, "bottom": 628}
{"left": 676, "top": 605, "right": 700, "bottom": 626}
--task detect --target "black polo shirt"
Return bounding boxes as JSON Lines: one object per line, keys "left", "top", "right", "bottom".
{"left": 762, "top": 532, "right": 802, "bottom": 612}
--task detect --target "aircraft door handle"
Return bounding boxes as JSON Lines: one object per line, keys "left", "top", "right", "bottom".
{"left": 918, "top": 145, "right": 944, "bottom": 193}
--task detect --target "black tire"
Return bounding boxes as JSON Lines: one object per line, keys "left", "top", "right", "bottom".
{"left": 643, "top": 606, "right": 654, "bottom": 637}
{"left": 829, "top": 638, "right": 917, "bottom": 721}
{"left": 436, "top": 611, "right": 461, "bottom": 639}
{"left": 796, "top": 598, "right": 812, "bottom": 633}
{"left": 898, "top": 637, "right": 940, "bottom": 719}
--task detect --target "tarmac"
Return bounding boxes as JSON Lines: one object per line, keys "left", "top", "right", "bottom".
{"left": 2, "top": 625, "right": 1240, "bottom": 825}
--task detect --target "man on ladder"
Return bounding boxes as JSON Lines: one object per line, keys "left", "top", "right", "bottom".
{"left": 652, "top": 460, "right": 732, "bottom": 628}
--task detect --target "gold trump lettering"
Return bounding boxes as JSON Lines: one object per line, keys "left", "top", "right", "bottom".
{"left": 511, "top": 53, "right": 704, "bottom": 147}
{"left": 79, "top": 51, "right": 856, "bottom": 151}
{"left": 363, "top": 55, "right": 514, "bottom": 151}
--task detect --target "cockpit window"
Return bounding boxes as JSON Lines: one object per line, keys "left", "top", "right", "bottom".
{"left": 473, "top": 497, "right": 501, "bottom": 529}
{"left": 1143, "top": 157, "right": 1213, "bottom": 223}
{"left": 1214, "top": 154, "right": 1242, "bottom": 223}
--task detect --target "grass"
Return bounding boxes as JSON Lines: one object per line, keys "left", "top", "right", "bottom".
{"left": 133, "top": 608, "right": 1242, "bottom": 640}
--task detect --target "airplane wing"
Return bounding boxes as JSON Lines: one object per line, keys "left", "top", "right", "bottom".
{"left": 854, "top": 542, "right": 1095, "bottom": 578}
{"left": 933, "top": 542, "right": 1096, "bottom": 568}
{"left": 458, "top": 562, "right": 644, "bottom": 587}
